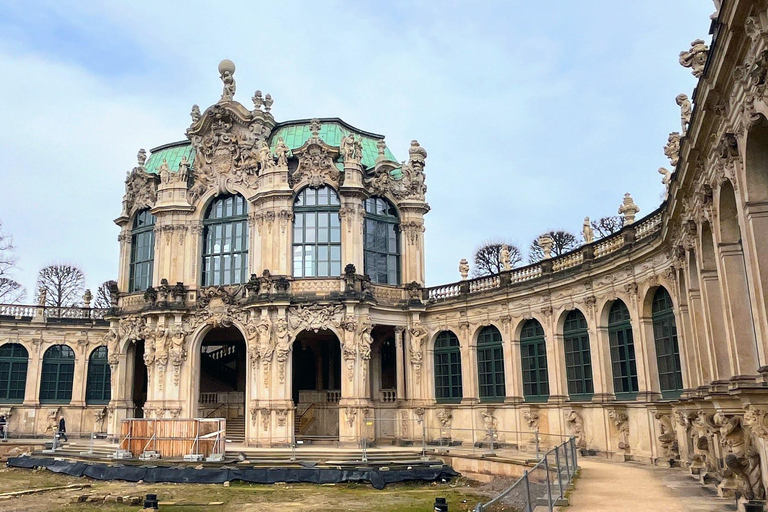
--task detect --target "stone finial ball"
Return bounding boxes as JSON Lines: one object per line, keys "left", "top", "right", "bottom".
{"left": 218, "top": 59, "right": 236, "bottom": 75}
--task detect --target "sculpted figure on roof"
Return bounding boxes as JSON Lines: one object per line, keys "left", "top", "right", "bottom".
{"left": 274, "top": 138, "right": 289, "bottom": 168}
{"left": 676, "top": 94, "right": 691, "bottom": 134}
{"left": 664, "top": 132, "right": 681, "bottom": 167}
{"left": 340, "top": 133, "right": 363, "bottom": 165}
{"left": 219, "top": 59, "right": 236, "bottom": 101}
{"left": 679, "top": 39, "right": 709, "bottom": 78}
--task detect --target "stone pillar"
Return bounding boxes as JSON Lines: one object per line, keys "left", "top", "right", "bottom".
{"left": 253, "top": 154, "right": 293, "bottom": 276}
{"left": 459, "top": 325, "right": 479, "bottom": 404}
{"left": 395, "top": 327, "right": 405, "bottom": 400}
{"left": 503, "top": 320, "right": 523, "bottom": 403}
{"left": 687, "top": 289, "right": 714, "bottom": 384}
{"left": 70, "top": 343, "right": 88, "bottom": 408}
{"left": 116, "top": 229, "right": 131, "bottom": 293}
{"left": 398, "top": 202, "right": 428, "bottom": 285}
{"left": 743, "top": 201, "right": 768, "bottom": 364}
{"left": 637, "top": 316, "right": 661, "bottom": 399}
{"left": 717, "top": 243, "right": 759, "bottom": 376}
{"left": 23, "top": 342, "right": 42, "bottom": 407}
{"left": 339, "top": 158, "right": 365, "bottom": 272}
{"left": 699, "top": 269, "right": 732, "bottom": 379}
{"left": 543, "top": 311, "right": 568, "bottom": 402}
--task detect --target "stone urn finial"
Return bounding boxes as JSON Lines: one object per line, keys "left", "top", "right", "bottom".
{"left": 538, "top": 235, "right": 554, "bottom": 260}
{"left": 83, "top": 289, "right": 92, "bottom": 308}
{"left": 459, "top": 258, "right": 469, "bottom": 280}
{"left": 618, "top": 193, "right": 640, "bottom": 226}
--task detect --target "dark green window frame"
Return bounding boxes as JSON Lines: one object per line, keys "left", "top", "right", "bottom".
{"left": 202, "top": 194, "right": 249, "bottom": 287}
{"left": 293, "top": 186, "right": 341, "bottom": 278}
{"left": 477, "top": 326, "right": 506, "bottom": 402}
{"left": 563, "top": 310, "right": 594, "bottom": 401}
{"left": 40, "top": 345, "right": 75, "bottom": 404}
{"left": 86, "top": 346, "right": 111, "bottom": 404}
{"left": 520, "top": 319, "right": 549, "bottom": 403}
{"left": 608, "top": 301, "right": 638, "bottom": 400}
{"left": 0, "top": 343, "right": 28, "bottom": 404}
{"left": 434, "top": 331, "right": 462, "bottom": 403}
{"left": 129, "top": 209, "right": 156, "bottom": 292}
{"left": 364, "top": 197, "right": 400, "bottom": 285}
{"left": 652, "top": 288, "right": 684, "bottom": 399}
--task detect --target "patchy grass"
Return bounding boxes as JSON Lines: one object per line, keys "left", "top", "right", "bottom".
{"left": 0, "top": 467, "right": 495, "bottom": 512}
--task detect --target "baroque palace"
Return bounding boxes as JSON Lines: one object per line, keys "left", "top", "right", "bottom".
{"left": 3, "top": 0, "right": 768, "bottom": 499}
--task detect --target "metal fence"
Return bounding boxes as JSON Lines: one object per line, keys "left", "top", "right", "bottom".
{"left": 474, "top": 436, "right": 579, "bottom": 512}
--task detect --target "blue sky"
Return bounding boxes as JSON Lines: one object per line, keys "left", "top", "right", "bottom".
{"left": 0, "top": 0, "right": 714, "bottom": 295}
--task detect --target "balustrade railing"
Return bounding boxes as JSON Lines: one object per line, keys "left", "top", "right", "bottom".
{"left": 424, "top": 209, "right": 664, "bottom": 302}
{"left": 379, "top": 389, "right": 397, "bottom": 403}
{"left": 325, "top": 390, "right": 341, "bottom": 403}
{"left": 0, "top": 304, "right": 108, "bottom": 321}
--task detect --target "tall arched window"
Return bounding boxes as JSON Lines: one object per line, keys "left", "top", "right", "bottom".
{"left": 434, "top": 331, "right": 462, "bottom": 403}
{"left": 608, "top": 301, "right": 638, "bottom": 400}
{"left": 202, "top": 194, "right": 248, "bottom": 287}
{"left": 129, "top": 209, "right": 156, "bottom": 292}
{"left": 477, "top": 326, "right": 505, "bottom": 402}
{"left": 364, "top": 197, "right": 400, "bottom": 285}
{"left": 0, "top": 343, "right": 28, "bottom": 403}
{"left": 293, "top": 186, "right": 341, "bottom": 277}
{"left": 40, "top": 345, "right": 75, "bottom": 404}
{"left": 86, "top": 347, "right": 111, "bottom": 404}
{"left": 652, "top": 287, "right": 684, "bottom": 398}
{"left": 520, "top": 319, "right": 549, "bottom": 402}
{"left": 563, "top": 310, "right": 593, "bottom": 401}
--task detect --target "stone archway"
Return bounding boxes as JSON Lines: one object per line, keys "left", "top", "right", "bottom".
{"left": 292, "top": 329, "right": 341, "bottom": 440}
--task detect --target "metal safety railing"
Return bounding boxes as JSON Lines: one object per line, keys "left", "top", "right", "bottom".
{"left": 474, "top": 436, "right": 579, "bottom": 512}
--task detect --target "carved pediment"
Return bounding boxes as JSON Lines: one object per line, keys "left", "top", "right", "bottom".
{"left": 290, "top": 119, "right": 342, "bottom": 188}
{"left": 123, "top": 166, "right": 159, "bottom": 216}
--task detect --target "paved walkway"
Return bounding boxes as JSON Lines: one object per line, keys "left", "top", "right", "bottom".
{"left": 558, "top": 459, "right": 736, "bottom": 512}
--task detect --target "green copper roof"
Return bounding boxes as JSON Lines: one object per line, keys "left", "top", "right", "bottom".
{"left": 270, "top": 119, "right": 399, "bottom": 169}
{"left": 145, "top": 142, "right": 196, "bottom": 174}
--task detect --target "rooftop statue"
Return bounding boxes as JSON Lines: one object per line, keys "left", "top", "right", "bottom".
{"left": 137, "top": 148, "right": 147, "bottom": 169}
{"left": 275, "top": 138, "right": 289, "bottom": 168}
{"left": 582, "top": 217, "right": 594, "bottom": 244}
{"left": 219, "top": 59, "right": 236, "bottom": 101}
{"left": 500, "top": 245, "right": 511, "bottom": 271}
{"left": 664, "top": 132, "right": 681, "bottom": 167}
{"left": 190, "top": 104, "right": 201, "bottom": 123}
{"left": 459, "top": 259, "right": 469, "bottom": 280}
{"left": 252, "top": 90, "right": 264, "bottom": 110}
{"left": 676, "top": 94, "right": 691, "bottom": 135}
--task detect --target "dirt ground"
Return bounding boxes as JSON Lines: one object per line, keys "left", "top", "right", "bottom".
{"left": 0, "top": 466, "right": 507, "bottom": 512}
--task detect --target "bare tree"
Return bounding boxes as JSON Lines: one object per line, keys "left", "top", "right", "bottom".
{"left": 591, "top": 216, "right": 623, "bottom": 239}
{"left": 529, "top": 230, "right": 580, "bottom": 263}
{"left": 35, "top": 264, "right": 86, "bottom": 309}
{"left": 93, "top": 280, "right": 116, "bottom": 309}
{"left": 0, "top": 220, "right": 26, "bottom": 304}
{"left": 472, "top": 240, "right": 523, "bottom": 277}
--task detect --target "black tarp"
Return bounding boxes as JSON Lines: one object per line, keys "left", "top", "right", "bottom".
{"left": 6, "top": 457, "right": 458, "bottom": 490}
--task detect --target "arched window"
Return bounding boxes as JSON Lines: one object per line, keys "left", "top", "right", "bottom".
{"left": 86, "top": 347, "right": 111, "bottom": 404}
{"left": 477, "top": 326, "right": 505, "bottom": 402}
{"left": 652, "top": 287, "right": 683, "bottom": 398}
{"left": 434, "top": 331, "right": 462, "bottom": 403}
{"left": 293, "top": 186, "right": 341, "bottom": 277}
{"left": 202, "top": 194, "right": 248, "bottom": 286}
{"left": 129, "top": 209, "right": 156, "bottom": 292}
{"left": 563, "top": 310, "right": 593, "bottom": 401}
{"left": 520, "top": 320, "right": 549, "bottom": 402}
{"left": 0, "top": 343, "right": 28, "bottom": 403}
{"left": 40, "top": 345, "right": 75, "bottom": 403}
{"left": 608, "top": 301, "right": 638, "bottom": 400}
{"left": 364, "top": 197, "right": 400, "bottom": 285}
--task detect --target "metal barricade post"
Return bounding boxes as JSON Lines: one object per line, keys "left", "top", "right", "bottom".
{"left": 523, "top": 470, "right": 533, "bottom": 512}
{"left": 554, "top": 445, "right": 564, "bottom": 500}
{"left": 543, "top": 453, "right": 553, "bottom": 512}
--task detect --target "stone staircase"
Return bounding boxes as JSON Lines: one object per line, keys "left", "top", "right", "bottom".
{"left": 226, "top": 417, "right": 245, "bottom": 444}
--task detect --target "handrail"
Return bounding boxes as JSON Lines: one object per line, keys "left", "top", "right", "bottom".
{"left": 0, "top": 304, "right": 109, "bottom": 320}
{"left": 205, "top": 403, "right": 227, "bottom": 419}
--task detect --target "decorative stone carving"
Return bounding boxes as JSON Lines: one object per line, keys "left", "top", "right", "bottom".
{"left": 104, "top": 328, "right": 120, "bottom": 369}
{"left": 288, "top": 303, "right": 344, "bottom": 333}
{"left": 340, "top": 133, "right": 363, "bottom": 165}
{"left": 715, "top": 413, "right": 766, "bottom": 501}
{"left": 437, "top": 408, "right": 453, "bottom": 430}
{"left": 123, "top": 165, "right": 158, "bottom": 216}
{"left": 538, "top": 234, "right": 554, "bottom": 259}
{"left": 169, "top": 326, "right": 188, "bottom": 385}
{"left": 744, "top": 405, "right": 768, "bottom": 440}
{"left": 663, "top": 132, "right": 681, "bottom": 167}
{"left": 524, "top": 411, "right": 540, "bottom": 432}
{"left": 274, "top": 137, "right": 289, "bottom": 168}
{"left": 219, "top": 59, "right": 236, "bottom": 101}
{"left": 408, "top": 326, "right": 428, "bottom": 383}
{"left": 481, "top": 410, "right": 497, "bottom": 431}
{"left": 679, "top": 39, "right": 709, "bottom": 78}
{"left": 366, "top": 140, "right": 427, "bottom": 202}
{"left": 565, "top": 410, "right": 586, "bottom": 449}
{"left": 676, "top": 94, "right": 692, "bottom": 135}
{"left": 654, "top": 412, "right": 679, "bottom": 460}
{"left": 582, "top": 217, "right": 594, "bottom": 243}
{"left": 290, "top": 119, "right": 341, "bottom": 188}
{"left": 190, "top": 104, "right": 201, "bottom": 123}
{"left": 274, "top": 317, "right": 292, "bottom": 384}
{"left": 345, "top": 407, "right": 357, "bottom": 428}
{"left": 608, "top": 410, "right": 630, "bottom": 451}
{"left": 618, "top": 193, "right": 640, "bottom": 226}
{"left": 401, "top": 221, "right": 425, "bottom": 246}
{"left": 458, "top": 259, "right": 469, "bottom": 280}
{"left": 275, "top": 409, "right": 287, "bottom": 428}
{"left": 261, "top": 408, "right": 270, "bottom": 432}
{"left": 658, "top": 168, "right": 672, "bottom": 198}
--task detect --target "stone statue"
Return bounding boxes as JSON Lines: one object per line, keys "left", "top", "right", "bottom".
{"left": 252, "top": 90, "right": 264, "bottom": 110}
{"left": 659, "top": 168, "right": 672, "bottom": 199}
{"left": 664, "top": 132, "right": 681, "bottom": 167}
{"left": 538, "top": 234, "right": 554, "bottom": 259}
{"left": 679, "top": 39, "right": 709, "bottom": 78}
{"left": 190, "top": 105, "right": 201, "bottom": 123}
{"left": 618, "top": 193, "right": 640, "bottom": 226}
{"left": 218, "top": 59, "right": 236, "bottom": 101}
{"left": 274, "top": 138, "right": 289, "bottom": 168}
{"left": 178, "top": 156, "right": 190, "bottom": 182}
{"left": 459, "top": 258, "right": 470, "bottom": 280}
{"left": 82, "top": 289, "right": 92, "bottom": 308}
{"left": 158, "top": 158, "right": 171, "bottom": 183}
{"left": 264, "top": 93, "right": 273, "bottom": 112}
{"left": 582, "top": 217, "right": 594, "bottom": 243}
{"left": 94, "top": 407, "right": 107, "bottom": 432}
{"left": 500, "top": 245, "right": 511, "bottom": 271}
{"left": 37, "top": 288, "right": 47, "bottom": 307}
{"left": 565, "top": 410, "right": 586, "bottom": 449}
{"left": 137, "top": 149, "right": 147, "bottom": 169}
{"left": 340, "top": 133, "right": 362, "bottom": 164}
{"left": 258, "top": 141, "right": 273, "bottom": 171}
{"left": 676, "top": 93, "right": 691, "bottom": 134}
{"left": 608, "top": 410, "right": 630, "bottom": 451}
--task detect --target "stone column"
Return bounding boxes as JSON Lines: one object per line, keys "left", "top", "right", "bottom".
{"left": 637, "top": 316, "right": 661, "bottom": 400}
{"left": 395, "top": 327, "right": 405, "bottom": 400}
{"left": 587, "top": 299, "right": 613, "bottom": 401}
{"left": 542, "top": 311, "right": 568, "bottom": 402}
{"left": 743, "top": 201, "right": 768, "bottom": 364}
{"left": 717, "top": 243, "right": 759, "bottom": 376}
{"left": 459, "top": 324, "right": 479, "bottom": 404}
{"left": 687, "top": 289, "right": 714, "bottom": 384}
{"left": 398, "top": 202, "right": 428, "bottom": 285}
{"left": 23, "top": 342, "right": 42, "bottom": 407}
{"left": 699, "top": 269, "right": 732, "bottom": 379}
{"left": 502, "top": 319, "right": 523, "bottom": 403}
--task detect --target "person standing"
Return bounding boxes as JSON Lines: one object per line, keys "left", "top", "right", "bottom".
{"left": 0, "top": 415, "right": 6, "bottom": 441}
{"left": 58, "top": 417, "right": 68, "bottom": 442}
